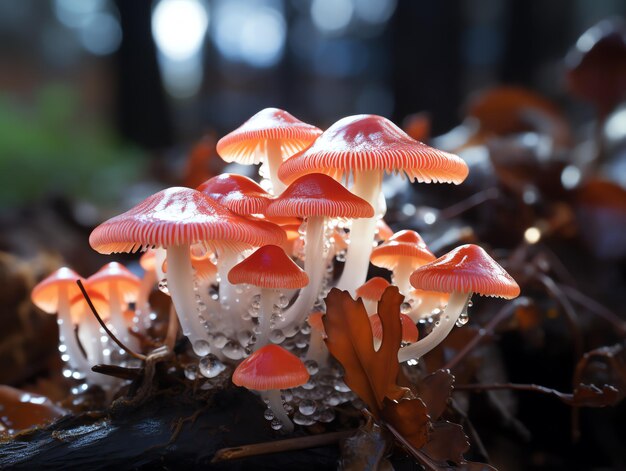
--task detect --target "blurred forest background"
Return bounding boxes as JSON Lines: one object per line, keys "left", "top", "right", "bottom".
{"left": 0, "top": 0, "right": 624, "bottom": 208}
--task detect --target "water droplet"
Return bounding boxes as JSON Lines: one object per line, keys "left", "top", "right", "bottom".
{"left": 184, "top": 364, "right": 198, "bottom": 380}
{"left": 334, "top": 379, "right": 351, "bottom": 393}
{"left": 269, "top": 329, "right": 286, "bottom": 344}
{"left": 400, "top": 302, "right": 412, "bottom": 314}
{"left": 193, "top": 340, "right": 211, "bottom": 356}
{"left": 335, "top": 252, "right": 346, "bottom": 262}
{"left": 223, "top": 341, "right": 244, "bottom": 360}
{"left": 455, "top": 312, "right": 469, "bottom": 327}
{"left": 199, "top": 354, "right": 226, "bottom": 378}
{"left": 293, "top": 412, "right": 315, "bottom": 426}
{"left": 282, "top": 390, "right": 293, "bottom": 402}
{"left": 299, "top": 399, "right": 317, "bottom": 416}
{"left": 158, "top": 279, "right": 169, "bottom": 295}
{"left": 300, "top": 323, "right": 311, "bottom": 335}
{"left": 277, "top": 295, "right": 289, "bottom": 308}
{"left": 237, "top": 330, "right": 254, "bottom": 346}
{"left": 211, "top": 333, "right": 227, "bottom": 349}
{"left": 264, "top": 408, "right": 275, "bottom": 420}
{"left": 295, "top": 337, "right": 308, "bottom": 349}
{"left": 270, "top": 418, "right": 283, "bottom": 430}
{"left": 317, "top": 408, "right": 336, "bottom": 423}
{"left": 304, "top": 360, "right": 319, "bottom": 375}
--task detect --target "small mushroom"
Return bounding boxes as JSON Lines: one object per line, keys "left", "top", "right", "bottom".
{"left": 355, "top": 277, "right": 390, "bottom": 315}
{"left": 232, "top": 344, "right": 309, "bottom": 432}
{"left": 87, "top": 262, "right": 141, "bottom": 355}
{"left": 31, "top": 267, "right": 90, "bottom": 373}
{"left": 228, "top": 245, "right": 308, "bottom": 349}
{"left": 197, "top": 173, "right": 273, "bottom": 215}
{"left": 398, "top": 244, "right": 519, "bottom": 362}
{"left": 370, "top": 230, "right": 435, "bottom": 296}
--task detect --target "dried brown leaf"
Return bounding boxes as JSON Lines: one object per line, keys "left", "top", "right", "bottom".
{"left": 416, "top": 369, "right": 455, "bottom": 421}
{"left": 381, "top": 397, "right": 430, "bottom": 450}
{"left": 323, "top": 287, "right": 406, "bottom": 417}
{"left": 421, "top": 421, "right": 470, "bottom": 465}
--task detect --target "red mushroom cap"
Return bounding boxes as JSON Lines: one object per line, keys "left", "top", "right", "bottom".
{"left": 228, "top": 245, "right": 309, "bottom": 289}
{"left": 197, "top": 173, "right": 273, "bottom": 215}
{"left": 31, "top": 267, "right": 84, "bottom": 314}
{"left": 89, "top": 187, "right": 286, "bottom": 254}
{"left": 356, "top": 277, "right": 390, "bottom": 302}
{"left": 278, "top": 114, "right": 468, "bottom": 185}
{"left": 87, "top": 262, "right": 141, "bottom": 303}
{"left": 409, "top": 244, "right": 520, "bottom": 299}
{"left": 369, "top": 313, "right": 419, "bottom": 343}
{"left": 232, "top": 344, "right": 310, "bottom": 390}
{"left": 217, "top": 108, "right": 322, "bottom": 165}
{"left": 266, "top": 173, "right": 374, "bottom": 219}
{"left": 370, "top": 230, "right": 435, "bottom": 270}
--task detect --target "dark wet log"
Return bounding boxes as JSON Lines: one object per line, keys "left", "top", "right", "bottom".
{"left": 0, "top": 387, "right": 341, "bottom": 470}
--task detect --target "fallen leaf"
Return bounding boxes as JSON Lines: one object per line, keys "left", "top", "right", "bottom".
{"left": 416, "top": 369, "right": 455, "bottom": 421}
{"left": 381, "top": 397, "right": 430, "bottom": 449}
{"left": 421, "top": 421, "right": 470, "bottom": 465}
{"left": 323, "top": 287, "right": 407, "bottom": 417}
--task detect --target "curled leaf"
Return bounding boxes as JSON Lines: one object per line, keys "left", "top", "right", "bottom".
{"left": 416, "top": 369, "right": 455, "bottom": 421}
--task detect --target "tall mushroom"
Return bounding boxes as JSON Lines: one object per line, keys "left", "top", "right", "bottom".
{"left": 397, "top": 244, "right": 520, "bottom": 362}
{"left": 232, "top": 344, "right": 309, "bottom": 432}
{"left": 31, "top": 267, "right": 90, "bottom": 373}
{"left": 265, "top": 173, "right": 374, "bottom": 327}
{"left": 89, "top": 187, "right": 285, "bottom": 356}
{"left": 229, "top": 245, "right": 308, "bottom": 349}
{"left": 278, "top": 114, "right": 468, "bottom": 294}
{"left": 216, "top": 108, "right": 322, "bottom": 195}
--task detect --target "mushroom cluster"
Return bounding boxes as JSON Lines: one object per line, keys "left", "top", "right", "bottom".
{"left": 31, "top": 108, "right": 520, "bottom": 432}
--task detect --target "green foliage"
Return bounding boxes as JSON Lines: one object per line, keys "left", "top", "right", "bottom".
{"left": 0, "top": 85, "right": 146, "bottom": 207}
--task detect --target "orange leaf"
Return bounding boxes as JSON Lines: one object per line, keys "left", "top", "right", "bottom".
{"left": 382, "top": 397, "right": 430, "bottom": 449}
{"left": 323, "top": 287, "right": 407, "bottom": 418}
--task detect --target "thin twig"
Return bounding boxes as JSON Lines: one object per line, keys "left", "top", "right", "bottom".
{"left": 444, "top": 297, "right": 529, "bottom": 371}
{"left": 455, "top": 382, "right": 573, "bottom": 402}
{"left": 211, "top": 430, "right": 355, "bottom": 463}
{"left": 76, "top": 280, "right": 146, "bottom": 361}
{"left": 449, "top": 397, "right": 490, "bottom": 461}
{"left": 559, "top": 284, "right": 626, "bottom": 336}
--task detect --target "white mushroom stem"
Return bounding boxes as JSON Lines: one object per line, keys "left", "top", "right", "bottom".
{"left": 277, "top": 216, "right": 326, "bottom": 329}
{"left": 136, "top": 268, "right": 156, "bottom": 331}
{"left": 107, "top": 281, "right": 136, "bottom": 354}
{"left": 166, "top": 244, "right": 208, "bottom": 355}
{"left": 336, "top": 170, "right": 383, "bottom": 295}
{"left": 262, "top": 389, "right": 293, "bottom": 433}
{"left": 398, "top": 291, "right": 471, "bottom": 363}
{"left": 305, "top": 329, "right": 328, "bottom": 366}
{"left": 79, "top": 308, "right": 105, "bottom": 367}
{"left": 265, "top": 140, "right": 286, "bottom": 195}
{"left": 57, "top": 285, "right": 89, "bottom": 372}
{"left": 216, "top": 246, "right": 247, "bottom": 332}
{"left": 255, "top": 288, "right": 279, "bottom": 350}
{"left": 393, "top": 260, "right": 415, "bottom": 297}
